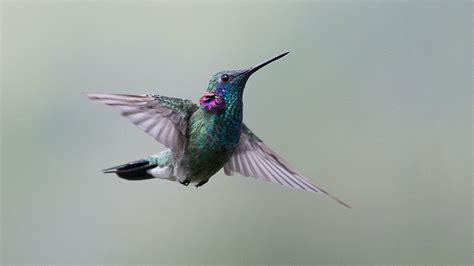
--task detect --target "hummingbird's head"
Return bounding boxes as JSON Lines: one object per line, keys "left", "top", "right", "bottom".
{"left": 199, "top": 52, "right": 290, "bottom": 111}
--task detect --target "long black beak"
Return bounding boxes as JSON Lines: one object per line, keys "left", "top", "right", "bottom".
{"left": 240, "top": 51, "right": 290, "bottom": 77}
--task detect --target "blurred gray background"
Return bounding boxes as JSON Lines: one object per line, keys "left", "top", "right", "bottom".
{"left": 1, "top": 1, "right": 471, "bottom": 265}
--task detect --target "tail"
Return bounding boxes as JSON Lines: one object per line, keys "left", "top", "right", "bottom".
{"left": 102, "top": 160, "right": 158, "bottom": 180}
{"left": 102, "top": 150, "right": 175, "bottom": 181}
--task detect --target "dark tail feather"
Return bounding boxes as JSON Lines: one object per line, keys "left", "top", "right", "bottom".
{"left": 102, "top": 160, "right": 158, "bottom": 181}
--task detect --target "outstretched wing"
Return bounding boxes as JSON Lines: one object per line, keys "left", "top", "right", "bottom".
{"left": 224, "top": 124, "right": 351, "bottom": 208}
{"left": 83, "top": 93, "right": 197, "bottom": 154}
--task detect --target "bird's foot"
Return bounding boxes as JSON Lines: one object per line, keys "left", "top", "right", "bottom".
{"left": 179, "top": 179, "right": 191, "bottom": 186}
{"left": 195, "top": 178, "right": 209, "bottom": 188}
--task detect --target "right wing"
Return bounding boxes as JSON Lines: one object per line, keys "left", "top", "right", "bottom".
{"left": 83, "top": 93, "right": 197, "bottom": 154}
{"left": 224, "top": 124, "right": 351, "bottom": 208}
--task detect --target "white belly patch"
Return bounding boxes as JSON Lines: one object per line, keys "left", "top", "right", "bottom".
{"left": 147, "top": 165, "right": 175, "bottom": 181}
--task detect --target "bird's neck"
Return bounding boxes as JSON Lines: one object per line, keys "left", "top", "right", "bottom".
{"left": 222, "top": 93, "right": 243, "bottom": 121}
{"left": 214, "top": 93, "right": 243, "bottom": 145}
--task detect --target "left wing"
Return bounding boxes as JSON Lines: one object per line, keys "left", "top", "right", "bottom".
{"left": 83, "top": 93, "right": 197, "bottom": 154}
{"left": 224, "top": 124, "right": 351, "bottom": 208}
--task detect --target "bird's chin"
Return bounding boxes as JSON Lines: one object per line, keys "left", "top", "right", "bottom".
{"left": 200, "top": 102, "right": 225, "bottom": 112}
{"left": 199, "top": 93, "right": 225, "bottom": 111}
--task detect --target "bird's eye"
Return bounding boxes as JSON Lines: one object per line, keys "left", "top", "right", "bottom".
{"left": 221, "top": 74, "right": 230, "bottom": 82}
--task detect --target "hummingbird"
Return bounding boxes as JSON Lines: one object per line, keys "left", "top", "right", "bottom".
{"left": 83, "top": 52, "right": 350, "bottom": 208}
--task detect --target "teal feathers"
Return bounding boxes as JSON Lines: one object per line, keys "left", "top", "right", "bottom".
{"left": 83, "top": 52, "right": 351, "bottom": 208}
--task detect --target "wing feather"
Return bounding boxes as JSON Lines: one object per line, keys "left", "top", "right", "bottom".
{"left": 225, "top": 123, "right": 351, "bottom": 208}
{"left": 83, "top": 92, "right": 197, "bottom": 154}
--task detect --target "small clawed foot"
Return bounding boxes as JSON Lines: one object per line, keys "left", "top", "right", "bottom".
{"left": 195, "top": 178, "right": 209, "bottom": 188}
{"left": 179, "top": 179, "right": 191, "bottom": 186}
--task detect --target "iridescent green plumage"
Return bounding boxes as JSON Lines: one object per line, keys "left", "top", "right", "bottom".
{"left": 84, "top": 52, "right": 351, "bottom": 208}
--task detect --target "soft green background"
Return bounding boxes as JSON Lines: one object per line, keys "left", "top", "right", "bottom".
{"left": 1, "top": 1, "right": 471, "bottom": 265}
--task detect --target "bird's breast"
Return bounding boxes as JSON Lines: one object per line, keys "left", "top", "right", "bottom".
{"left": 181, "top": 109, "right": 242, "bottom": 180}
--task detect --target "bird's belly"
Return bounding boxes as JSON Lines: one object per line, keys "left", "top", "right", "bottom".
{"left": 181, "top": 142, "right": 237, "bottom": 183}
{"left": 180, "top": 135, "right": 239, "bottom": 183}
{"left": 178, "top": 109, "right": 242, "bottom": 183}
